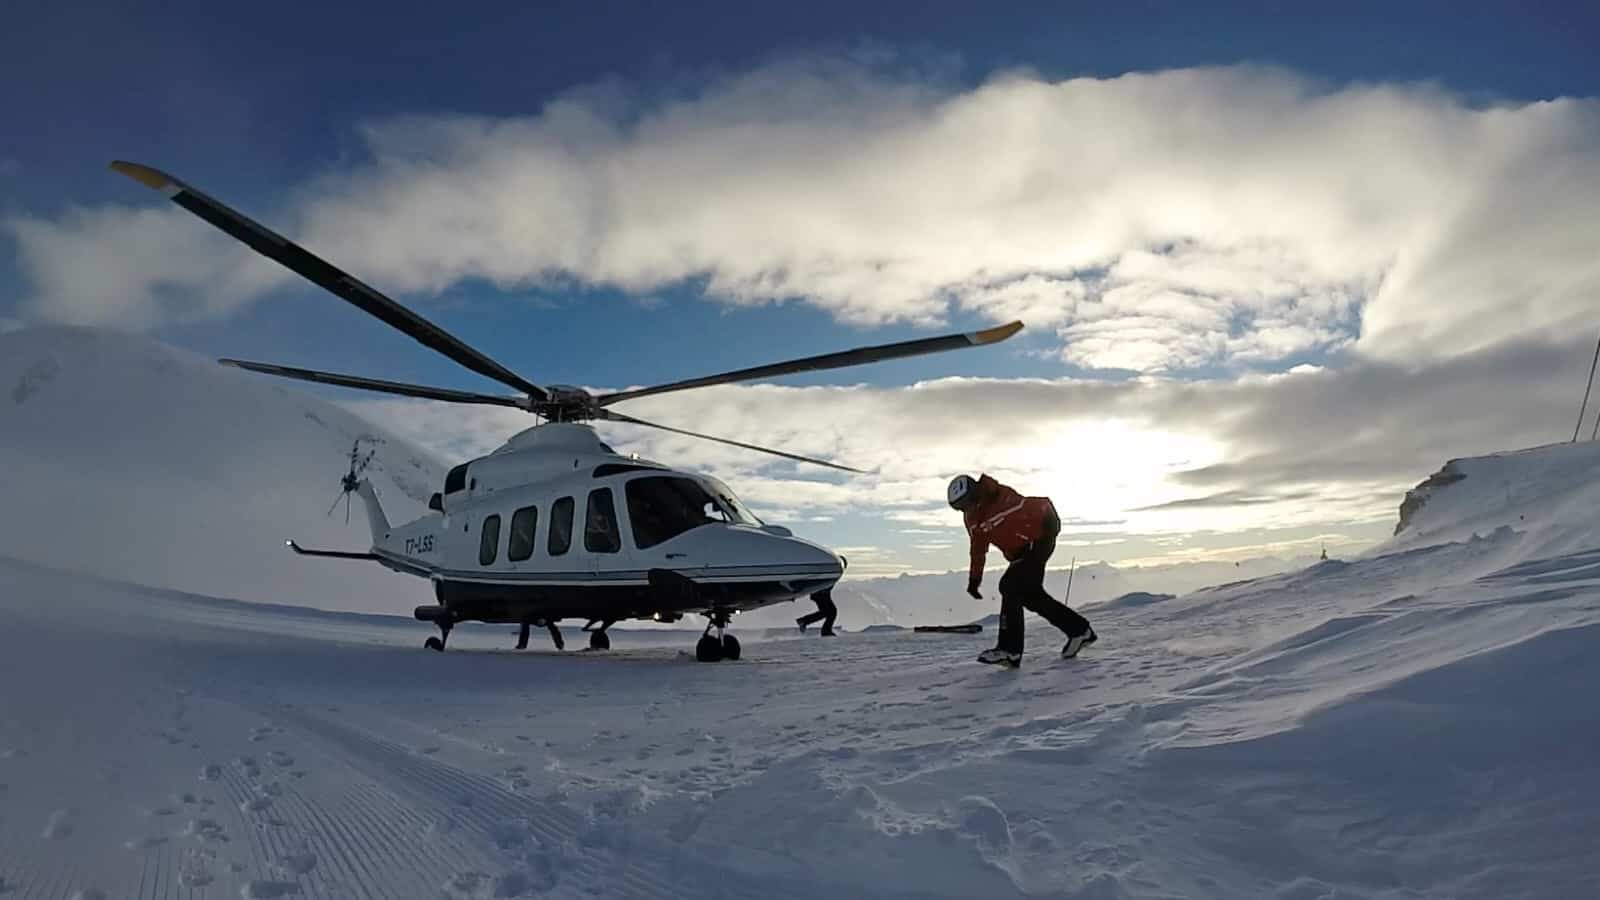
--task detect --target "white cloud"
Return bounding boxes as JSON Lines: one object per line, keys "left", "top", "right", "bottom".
{"left": 344, "top": 330, "right": 1596, "bottom": 564}
{"left": 4, "top": 205, "right": 282, "bottom": 329}
{"left": 7, "top": 61, "right": 1597, "bottom": 371}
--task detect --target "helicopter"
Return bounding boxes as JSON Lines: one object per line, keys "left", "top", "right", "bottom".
{"left": 111, "top": 160, "right": 1023, "bottom": 662}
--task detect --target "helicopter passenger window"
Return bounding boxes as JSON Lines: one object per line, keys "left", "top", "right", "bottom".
{"left": 508, "top": 506, "right": 538, "bottom": 562}
{"left": 445, "top": 463, "right": 469, "bottom": 494}
{"left": 585, "top": 488, "right": 621, "bottom": 554}
{"left": 479, "top": 514, "right": 501, "bottom": 566}
{"left": 548, "top": 497, "right": 574, "bottom": 556}
{"left": 626, "top": 476, "right": 742, "bottom": 549}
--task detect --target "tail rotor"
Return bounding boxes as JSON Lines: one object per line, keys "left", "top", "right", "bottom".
{"left": 328, "top": 438, "right": 378, "bottom": 524}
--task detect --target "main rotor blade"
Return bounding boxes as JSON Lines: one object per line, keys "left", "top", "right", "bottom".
{"left": 110, "top": 161, "right": 547, "bottom": 401}
{"left": 595, "top": 321, "right": 1023, "bottom": 407}
{"left": 599, "top": 410, "right": 866, "bottom": 474}
{"left": 220, "top": 359, "right": 527, "bottom": 408}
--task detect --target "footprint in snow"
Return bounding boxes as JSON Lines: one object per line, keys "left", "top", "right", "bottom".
{"left": 200, "top": 763, "right": 223, "bottom": 781}
{"left": 178, "top": 850, "right": 216, "bottom": 888}
{"left": 42, "top": 809, "right": 74, "bottom": 839}
{"left": 184, "top": 818, "right": 229, "bottom": 843}
{"left": 239, "top": 880, "right": 300, "bottom": 899}
{"left": 240, "top": 795, "right": 274, "bottom": 813}
{"left": 276, "top": 848, "right": 318, "bottom": 876}
{"left": 442, "top": 871, "right": 544, "bottom": 900}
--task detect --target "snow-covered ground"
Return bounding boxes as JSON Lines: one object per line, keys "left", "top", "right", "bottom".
{"left": 3, "top": 440, "right": 1599, "bottom": 898}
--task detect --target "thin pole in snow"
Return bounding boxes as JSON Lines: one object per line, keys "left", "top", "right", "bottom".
{"left": 1592, "top": 381, "right": 1600, "bottom": 441}
{"left": 1574, "top": 331, "right": 1600, "bottom": 442}
{"left": 1063, "top": 556, "right": 1077, "bottom": 605}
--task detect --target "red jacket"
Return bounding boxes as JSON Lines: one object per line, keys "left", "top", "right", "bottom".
{"left": 964, "top": 475, "right": 1054, "bottom": 585}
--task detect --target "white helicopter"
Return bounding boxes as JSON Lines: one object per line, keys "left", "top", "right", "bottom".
{"left": 111, "top": 160, "right": 1023, "bottom": 662}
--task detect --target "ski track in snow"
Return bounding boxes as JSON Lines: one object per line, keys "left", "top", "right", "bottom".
{"left": 3, "top": 523, "right": 1600, "bottom": 898}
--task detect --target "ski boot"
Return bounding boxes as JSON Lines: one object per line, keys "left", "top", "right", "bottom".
{"left": 977, "top": 647, "right": 1022, "bottom": 668}
{"left": 1062, "top": 627, "right": 1098, "bottom": 659}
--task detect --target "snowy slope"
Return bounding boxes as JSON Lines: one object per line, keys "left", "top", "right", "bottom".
{"left": 0, "top": 326, "right": 445, "bottom": 613}
{"left": 823, "top": 555, "right": 1306, "bottom": 630}
{"left": 1385, "top": 439, "right": 1600, "bottom": 562}
{"left": 1, "top": 441, "right": 1598, "bottom": 898}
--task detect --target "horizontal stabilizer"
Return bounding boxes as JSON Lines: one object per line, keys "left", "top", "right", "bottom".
{"left": 286, "top": 539, "right": 378, "bottom": 561}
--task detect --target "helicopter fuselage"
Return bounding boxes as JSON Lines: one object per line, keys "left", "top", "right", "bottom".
{"left": 364, "top": 424, "right": 844, "bottom": 630}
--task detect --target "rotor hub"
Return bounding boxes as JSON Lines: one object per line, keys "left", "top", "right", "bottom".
{"left": 534, "top": 385, "right": 598, "bottom": 421}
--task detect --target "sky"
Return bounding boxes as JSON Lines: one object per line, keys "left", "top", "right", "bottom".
{"left": 4, "top": 1, "right": 1599, "bottom": 576}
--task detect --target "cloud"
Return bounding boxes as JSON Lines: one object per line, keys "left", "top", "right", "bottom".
{"left": 3, "top": 205, "right": 282, "bottom": 329}
{"left": 8, "top": 59, "right": 1598, "bottom": 371}
{"left": 343, "top": 330, "right": 1596, "bottom": 565}
{"left": 1134, "top": 489, "right": 1317, "bottom": 511}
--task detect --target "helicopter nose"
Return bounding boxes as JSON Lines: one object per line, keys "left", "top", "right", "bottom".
{"left": 779, "top": 534, "right": 845, "bottom": 578}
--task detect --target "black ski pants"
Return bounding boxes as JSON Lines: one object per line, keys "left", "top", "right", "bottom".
{"left": 798, "top": 589, "right": 837, "bottom": 634}
{"left": 996, "top": 509, "right": 1091, "bottom": 654}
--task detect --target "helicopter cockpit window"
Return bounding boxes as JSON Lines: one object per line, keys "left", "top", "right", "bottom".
{"left": 444, "top": 464, "right": 469, "bottom": 494}
{"left": 701, "top": 475, "right": 761, "bottom": 526}
{"left": 508, "top": 506, "right": 538, "bottom": 562}
{"left": 479, "top": 514, "right": 501, "bottom": 566}
{"left": 626, "top": 476, "right": 754, "bottom": 549}
{"left": 548, "top": 497, "right": 574, "bottom": 556}
{"left": 585, "top": 488, "right": 621, "bottom": 554}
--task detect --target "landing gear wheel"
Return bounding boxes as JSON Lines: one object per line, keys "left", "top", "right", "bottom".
{"left": 720, "top": 634, "right": 741, "bottom": 661}
{"left": 696, "top": 634, "right": 724, "bottom": 662}
{"left": 424, "top": 637, "right": 444, "bottom": 652}
{"left": 589, "top": 630, "right": 611, "bottom": 651}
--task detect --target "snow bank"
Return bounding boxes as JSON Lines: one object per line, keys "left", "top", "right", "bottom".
{"left": 4, "top": 446, "right": 1598, "bottom": 899}
{"left": 1381, "top": 439, "right": 1600, "bottom": 566}
{"left": 0, "top": 326, "right": 445, "bottom": 613}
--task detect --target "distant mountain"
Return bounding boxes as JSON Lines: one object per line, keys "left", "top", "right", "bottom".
{"left": 0, "top": 326, "right": 446, "bottom": 614}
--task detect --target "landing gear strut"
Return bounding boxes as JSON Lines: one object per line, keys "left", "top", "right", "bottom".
{"left": 583, "top": 619, "right": 614, "bottom": 651}
{"left": 516, "top": 622, "right": 531, "bottom": 650}
{"left": 696, "top": 610, "right": 740, "bottom": 662}
{"left": 425, "top": 620, "right": 452, "bottom": 652}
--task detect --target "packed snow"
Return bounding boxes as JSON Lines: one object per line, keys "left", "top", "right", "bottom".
{"left": 3, "top": 437, "right": 1600, "bottom": 897}
{"left": 4, "top": 327, "right": 1599, "bottom": 897}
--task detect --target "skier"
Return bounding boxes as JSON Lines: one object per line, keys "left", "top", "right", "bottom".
{"left": 948, "top": 473, "right": 1096, "bottom": 667}
{"left": 796, "top": 588, "right": 838, "bottom": 636}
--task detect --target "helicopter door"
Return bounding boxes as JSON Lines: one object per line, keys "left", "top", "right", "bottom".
{"left": 581, "top": 487, "right": 626, "bottom": 575}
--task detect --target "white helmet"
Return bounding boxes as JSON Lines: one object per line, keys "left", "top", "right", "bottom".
{"left": 947, "top": 474, "right": 978, "bottom": 510}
